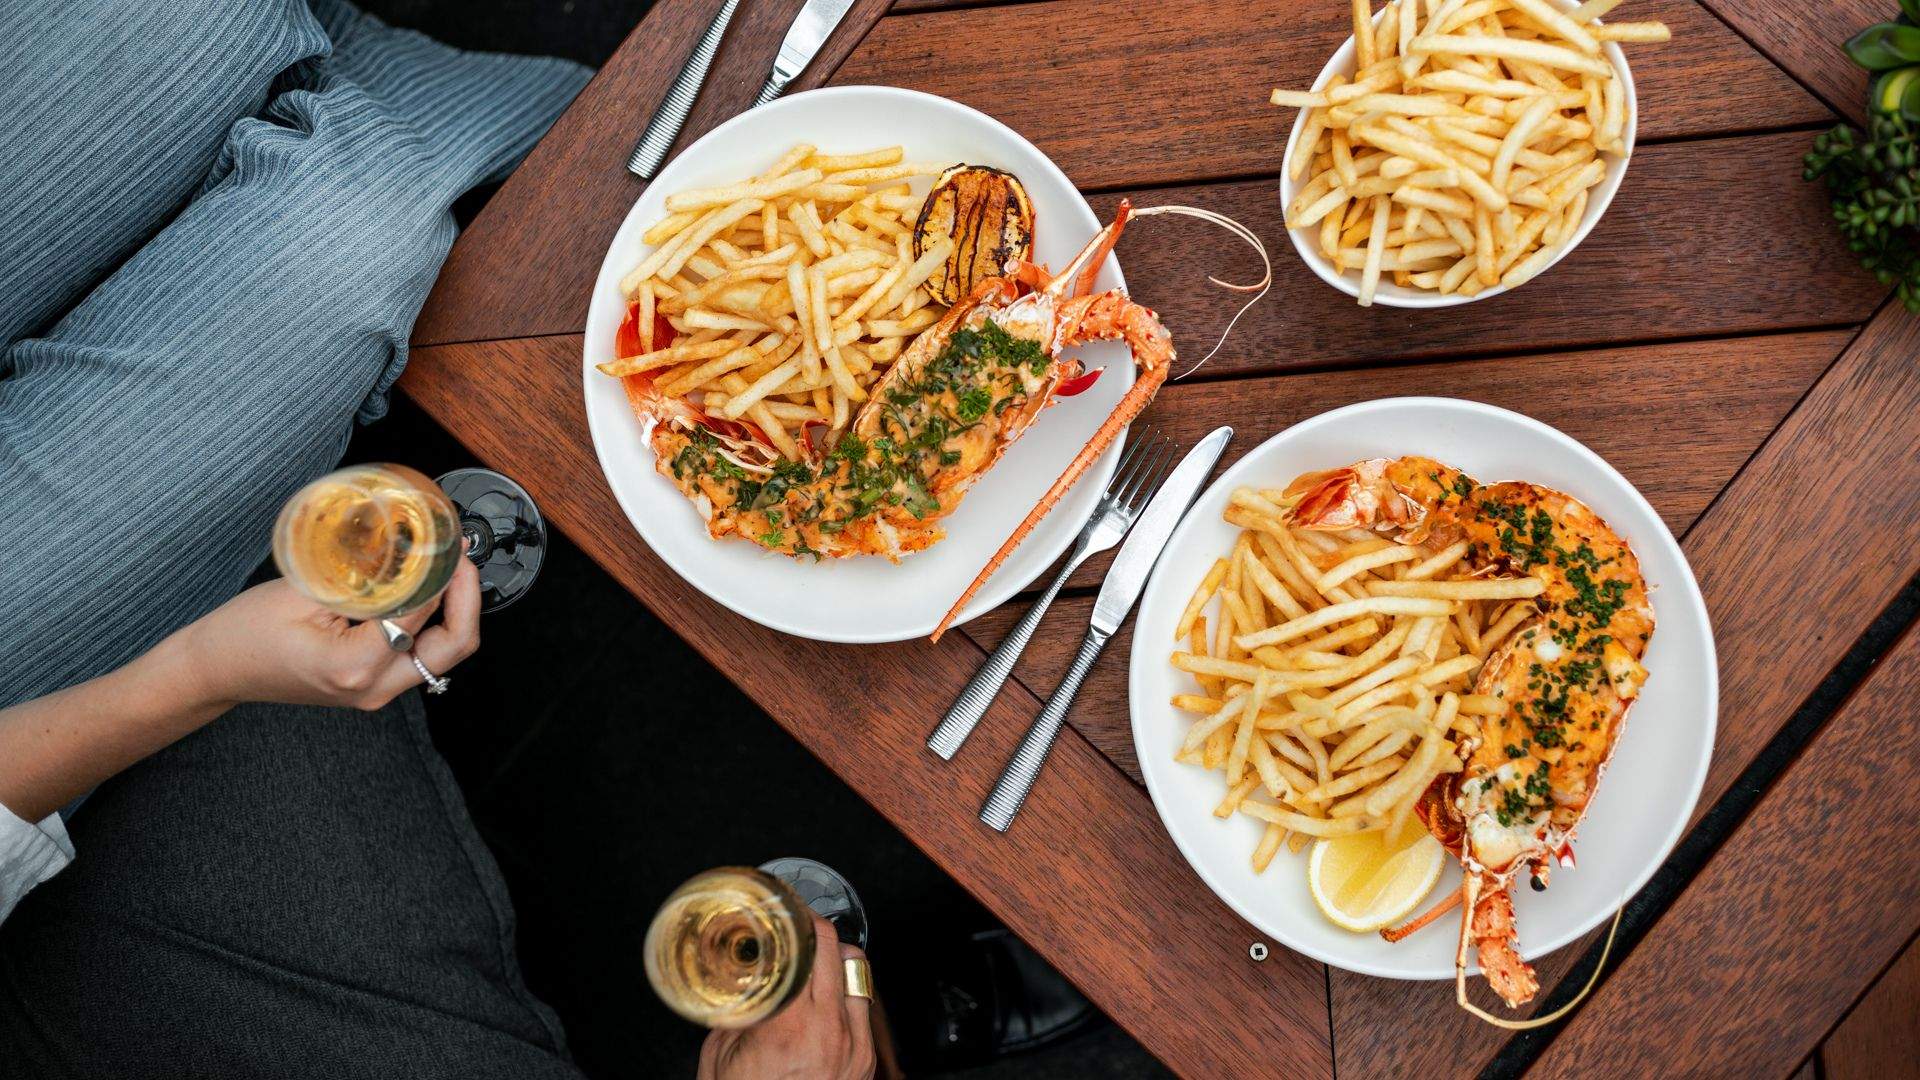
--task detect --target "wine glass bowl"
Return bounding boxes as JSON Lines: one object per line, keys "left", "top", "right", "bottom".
{"left": 272, "top": 463, "right": 461, "bottom": 621}
{"left": 644, "top": 867, "right": 818, "bottom": 1029}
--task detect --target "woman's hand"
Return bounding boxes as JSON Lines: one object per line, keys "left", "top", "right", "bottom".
{"left": 180, "top": 555, "right": 482, "bottom": 712}
{"left": 698, "top": 914, "right": 877, "bottom": 1080}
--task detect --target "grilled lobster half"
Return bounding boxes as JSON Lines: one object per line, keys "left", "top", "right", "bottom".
{"left": 1287, "top": 456, "right": 1654, "bottom": 1017}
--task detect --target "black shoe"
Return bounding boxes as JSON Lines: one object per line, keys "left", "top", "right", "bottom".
{"left": 901, "top": 928, "right": 1098, "bottom": 1072}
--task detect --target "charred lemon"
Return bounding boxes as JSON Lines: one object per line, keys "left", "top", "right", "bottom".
{"left": 912, "top": 164, "right": 1035, "bottom": 305}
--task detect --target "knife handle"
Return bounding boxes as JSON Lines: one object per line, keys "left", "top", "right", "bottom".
{"left": 751, "top": 75, "right": 786, "bottom": 108}
{"left": 979, "top": 626, "right": 1110, "bottom": 833}
{"left": 628, "top": 0, "right": 741, "bottom": 179}
{"left": 928, "top": 543, "right": 1084, "bottom": 760}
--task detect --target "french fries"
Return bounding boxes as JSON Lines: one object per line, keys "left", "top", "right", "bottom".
{"left": 601, "top": 144, "right": 948, "bottom": 458}
{"left": 1168, "top": 475, "right": 1541, "bottom": 876}
{"left": 1273, "top": 0, "right": 1669, "bottom": 303}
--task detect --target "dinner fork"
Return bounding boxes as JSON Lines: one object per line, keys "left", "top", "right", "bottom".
{"left": 927, "top": 431, "right": 1176, "bottom": 760}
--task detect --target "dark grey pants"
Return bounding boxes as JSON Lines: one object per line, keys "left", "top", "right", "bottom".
{"left": 0, "top": 696, "right": 583, "bottom": 1080}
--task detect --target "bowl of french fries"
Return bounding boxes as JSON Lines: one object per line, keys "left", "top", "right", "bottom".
{"left": 1127, "top": 397, "right": 1716, "bottom": 978}
{"left": 1274, "top": 0, "right": 1670, "bottom": 307}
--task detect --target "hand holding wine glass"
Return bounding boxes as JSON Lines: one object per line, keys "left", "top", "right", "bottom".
{"left": 696, "top": 910, "right": 876, "bottom": 1080}
{"left": 180, "top": 559, "right": 482, "bottom": 712}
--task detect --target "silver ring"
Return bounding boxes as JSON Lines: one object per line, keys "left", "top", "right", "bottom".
{"left": 379, "top": 619, "right": 414, "bottom": 652}
{"left": 410, "top": 654, "right": 450, "bottom": 695}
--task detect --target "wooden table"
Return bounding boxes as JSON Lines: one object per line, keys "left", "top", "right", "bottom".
{"left": 401, "top": 1, "right": 1920, "bottom": 1074}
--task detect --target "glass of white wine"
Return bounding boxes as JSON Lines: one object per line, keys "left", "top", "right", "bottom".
{"left": 273, "top": 464, "right": 462, "bottom": 620}
{"left": 273, "top": 464, "right": 548, "bottom": 622}
{"left": 645, "top": 867, "right": 818, "bottom": 1029}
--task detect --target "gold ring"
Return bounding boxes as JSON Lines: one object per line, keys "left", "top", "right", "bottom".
{"left": 842, "top": 956, "right": 873, "bottom": 1000}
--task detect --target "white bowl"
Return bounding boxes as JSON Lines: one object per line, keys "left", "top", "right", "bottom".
{"left": 1278, "top": 1, "right": 1637, "bottom": 308}
{"left": 581, "top": 86, "right": 1131, "bottom": 643}
{"left": 1128, "top": 398, "right": 1716, "bottom": 979}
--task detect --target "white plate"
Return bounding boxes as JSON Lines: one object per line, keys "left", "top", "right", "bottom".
{"left": 1128, "top": 398, "right": 1716, "bottom": 979}
{"left": 583, "top": 86, "right": 1130, "bottom": 643}
{"left": 1277, "top": 0, "right": 1638, "bottom": 308}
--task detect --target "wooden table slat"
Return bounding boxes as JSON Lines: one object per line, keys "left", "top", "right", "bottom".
{"left": 836, "top": 0, "right": 1829, "bottom": 190}
{"left": 411, "top": 0, "right": 893, "bottom": 348}
{"left": 396, "top": 335, "right": 1331, "bottom": 1078}
{"left": 1331, "top": 303, "right": 1920, "bottom": 1077}
{"left": 1532, "top": 617, "right": 1920, "bottom": 1076}
{"left": 1696, "top": 0, "right": 1878, "bottom": 126}
{"left": 1822, "top": 933, "right": 1920, "bottom": 1080}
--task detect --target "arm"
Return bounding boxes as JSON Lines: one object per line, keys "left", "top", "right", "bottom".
{"left": 0, "top": 558, "right": 481, "bottom": 907}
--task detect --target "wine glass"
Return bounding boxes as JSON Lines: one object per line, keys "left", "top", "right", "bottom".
{"left": 644, "top": 860, "right": 868, "bottom": 1029}
{"left": 272, "top": 464, "right": 546, "bottom": 623}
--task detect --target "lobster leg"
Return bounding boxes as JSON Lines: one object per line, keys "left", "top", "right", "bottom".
{"left": 931, "top": 361, "right": 1168, "bottom": 641}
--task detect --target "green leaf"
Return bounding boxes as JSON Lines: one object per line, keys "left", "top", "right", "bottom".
{"left": 1904, "top": 0, "right": 1920, "bottom": 25}
{"left": 1848, "top": 24, "right": 1920, "bottom": 70}
{"left": 1904, "top": 69, "right": 1920, "bottom": 122}
{"left": 1876, "top": 65, "right": 1920, "bottom": 113}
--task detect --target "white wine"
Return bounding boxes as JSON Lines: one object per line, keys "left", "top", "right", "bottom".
{"left": 645, "top": 868, "right": 816, "bottom": 1029}
{"left": 273, "top": 464, "right": 460, "bottom": 620}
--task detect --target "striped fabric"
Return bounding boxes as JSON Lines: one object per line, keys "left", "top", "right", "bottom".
{"left": 0, "top": 1, "right": 590, "bottom": 707}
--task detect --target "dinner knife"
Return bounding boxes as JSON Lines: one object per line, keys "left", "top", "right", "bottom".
{"left": 979, "top": 426, "right": 1234, "bottom": 833}
{"left": 752, "top": 0, "right": 859, "bottom": 107}
{"left": 627, "top": 0, "right": 742, "bottom": 179}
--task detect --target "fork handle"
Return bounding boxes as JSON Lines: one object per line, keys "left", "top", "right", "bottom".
{"left": 979, "top": 626, "right": 1110, "bottom": 833}
{"left": 928, "top": 547, "right": 1084, "bottom": 760}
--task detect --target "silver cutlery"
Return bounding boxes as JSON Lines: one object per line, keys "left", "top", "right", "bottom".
{"left": 979, "top": 426, "right": 1234, "bottom": 833}
{"left": 753, "top": 0, "right": 859, "bottom": 107}
{"left": 627, "top": 0, "right": 742, "bottom": 180}
{"left": 928, "top": 432, "right": 1176, "bottom": 760}
{"left": 626, "top": 0, "right": 863, "bottom": 179}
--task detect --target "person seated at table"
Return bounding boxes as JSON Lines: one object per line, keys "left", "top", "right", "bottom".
{"left": 0, "top": 555, "right": 878, "bottom": 1079}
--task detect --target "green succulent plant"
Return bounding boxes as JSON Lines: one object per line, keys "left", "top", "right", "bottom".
{"left": 1804, "top": 3, "right": 1920, "bottom": 312}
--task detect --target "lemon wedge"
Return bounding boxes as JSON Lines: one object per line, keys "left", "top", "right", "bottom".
{"left": 1308, "top": 828, "right": 1446, "bottom": 932}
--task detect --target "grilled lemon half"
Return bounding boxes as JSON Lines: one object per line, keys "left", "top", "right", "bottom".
{"left": 912, "top": 164, "right": 1035, "bottom": 305}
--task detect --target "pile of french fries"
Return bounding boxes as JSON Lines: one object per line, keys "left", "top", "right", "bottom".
{"left": 1169, "top": 482, "right": 1545, "bottom": 876}
{"left": 1273, "top": 0, "right": 1669, "bottom": 305}
{"left": 598, "top": 144, "right": 956, "bottom": 460}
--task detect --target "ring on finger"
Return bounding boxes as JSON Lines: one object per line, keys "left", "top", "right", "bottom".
{"left": 410, "top": 653, "right": 450, "bottom": 695}
{"left": 379, "top": 619, "right": 414, "bottom": 652}
{"left": 842, "top": 957, "right": 872, "bottom": 1000}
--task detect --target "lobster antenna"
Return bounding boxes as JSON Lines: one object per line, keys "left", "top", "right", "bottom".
{"left": 1128, "top": 205, "right": 1271, "bottom": 382}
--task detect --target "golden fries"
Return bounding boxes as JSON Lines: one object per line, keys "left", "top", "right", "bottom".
{"left": 1273, "top": 0, "right": 1669, "bottom": 303}
{"left": 603, "top": 144, "right": 948, "bottom": 457}
{"left": 1168, "top": 473, "right": 1549, "bottom": 880}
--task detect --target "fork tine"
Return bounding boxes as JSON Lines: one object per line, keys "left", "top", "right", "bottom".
{"left": 1104, "top": 433, "right": 1155, "bottom": 502}
{"left": 1129, "top": 438, "right": 1178, "bottom": 513}
{"left": 1106, "top": 429, "right": 1159, "bottom": 504}
{"left": 1118, "top": 435, "right": 1171, "bottom": 511}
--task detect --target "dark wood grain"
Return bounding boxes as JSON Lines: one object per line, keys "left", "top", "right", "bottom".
{"left": 1076, "top": 132, "right": 1881, "bottom": 382}
{"left": 1531, "top": 620, "right": 1920, "bottom": 1077}
{"left": 411, "top": 0, "right": 893, "bottom": 348}
{"left": 962, "top": 329, "right": 1846, "bottom": 777}
{"left": 837, "top": 0, "right": 1828, "bottom": 190}
{"left": 1697, "top": 0, "right": 1880, "bottom": 126}
{"left": 1823, "top": 934, "right": 1920, "bottom": 1080}
{"left": 394, "top": 334, "right": 1332, "bottom": 1079}
{"left": 1332, "top": 304, "right": 1920, "bottom": 1078}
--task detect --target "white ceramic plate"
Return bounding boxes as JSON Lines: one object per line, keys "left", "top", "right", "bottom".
{"left": 583, "top": 87, "right": 1130, "bottom": 642}
{"left": 1128, "top": 398, "right": 1716, "bottom": 979}
{"left": 1277, "top": 0, "right": 1638, "bottom": 308}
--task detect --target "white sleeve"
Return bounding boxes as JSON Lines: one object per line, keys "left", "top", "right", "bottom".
{"left": 0, "top": 800, "right": 74, "bottom": 925}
